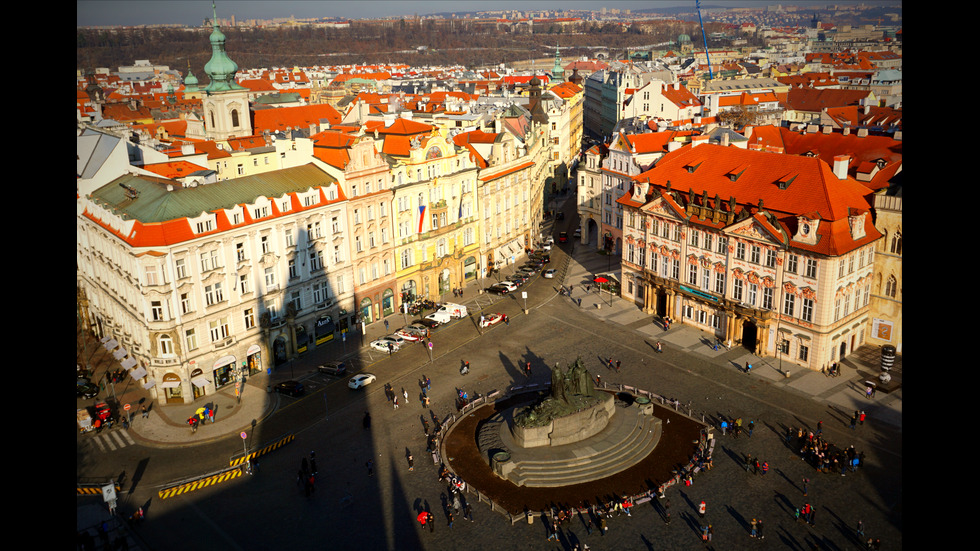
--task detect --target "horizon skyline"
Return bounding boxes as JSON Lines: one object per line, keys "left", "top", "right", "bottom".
{"left": 76, "top": 1, "right": 902, "bottom": 28}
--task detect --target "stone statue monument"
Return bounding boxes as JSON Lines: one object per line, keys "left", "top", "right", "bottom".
{"left": 511, "top": 357, "right": 614, "bottom": 447}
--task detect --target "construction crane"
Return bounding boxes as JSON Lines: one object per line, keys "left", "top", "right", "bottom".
{"left": 696, "top": 0, "right": 713, "bottom": 80}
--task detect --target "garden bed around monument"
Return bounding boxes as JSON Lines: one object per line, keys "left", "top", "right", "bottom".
{"left": 442, "top": 389, "right": 704, "bottom": 517}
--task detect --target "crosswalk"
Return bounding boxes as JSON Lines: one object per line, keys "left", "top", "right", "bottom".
{"left": 87, "top": 429, "right": 137, "bottom": 453}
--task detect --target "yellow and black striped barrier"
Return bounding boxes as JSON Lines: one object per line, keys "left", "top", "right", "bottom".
{"left": 229, "top": 432, "right": 294, "bottom": 468}
{"left": 158, "top": 467, "right": 242, "bottom": 500}
{"left": 77, "top": 483, "right": 121, "bottom": 495}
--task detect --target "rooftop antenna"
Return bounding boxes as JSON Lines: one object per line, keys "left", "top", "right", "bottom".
{"left": 695, "top": 0, "right": 713, "bottom": 80}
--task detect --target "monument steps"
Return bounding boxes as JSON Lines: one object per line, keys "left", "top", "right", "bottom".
{"left": 507, "top": 407, "right": 662, "bottom": 488}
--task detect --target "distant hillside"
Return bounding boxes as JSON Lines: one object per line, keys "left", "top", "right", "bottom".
{"left": 76, "top": 20, "right": 713, "bottom": 76}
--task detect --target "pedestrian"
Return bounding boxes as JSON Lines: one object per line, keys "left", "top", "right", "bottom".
{"left": 859, "top": 410, "right": 866, "bottom": 425}
{"left": 761, "top": 461, "right": 769, "bottom": 475}
{"left": 745, "top": 361, "right": 752, "bottom": 373}
{"left": 700, "top": 524, "right": 709, "bottom": 541}
{"left": 464, "top": 502, "right": 473, "bottom": 521}
{"left": 753, "top": 458, "right": 760, "bottom": 475}
{"left": 656, "top": 341, "right": 663, "bottom": 353}
{"left": 504, "top": 315, "right": 509, "bottom": 326}
{"left": 817, "top": 420, "right": 823, "bottom": 435}
{"left": 599, "top": 517, "right": 607, "bottom": 535}
{"left": 857, "top": 520, "right": 865, "bottom": 538}
{"left": 615, "top": 360, "right": 621, "bottom": 372}
{"left": 447, "top": 510, "right": 454, "bottom": 529}
{"left": 366, "top": 460, "right": 374, "bottom": 477}
{"left": 595, "top": 374, "right": 601, "bottom": 386}
{"left": 757, "top": 518, "right": 765, "bottom": 540}
{"left": 418, "top": 511, "right": 428, "bottom": 531}
{"left": 384, "top": 319, "right": 389, "bottom": 331}
{"left": 698, "top": 501, "right": 706, "bottom": 518}
{"left": 866, "top": 385, "right": 873, "bottom": 399}
{"left": 403, "top": 388, "right": 409, "bottom": 403}
{"left": 720, "top": 420, "right": 728, "bottom": 436}
{"left": 363, "top": 411, "right": 372, "bottom": 430}
{"left": 407, "top": 454, "right": 414, "bottom": 471}
{"left": 750, "top": 518, "right": 758, "bottom": 538}
{"left": 393, "top": 396, "right": 399, "bottom": 409}
{"left": 141, "top": 405, "right": 148, "bottom": 419}
{"left": 607, "top": 357, "right": 614, "bottom": 370}
{"left": 748, "top": 420, "right": 754, "bottom": 437}
{"left": 427, "top": 512, "right": 435, "bottom": 532}
{"left": 745, "top": 453, "right": 753, "bottom": 472}
{"left": 802, "top": 477, "right": 809, "bottom": 496}
{"left": 850, "top": 413, "right": 858, "bottom": 429}
{"left": 423, "top": 395, "right": 430, "bottom": 409}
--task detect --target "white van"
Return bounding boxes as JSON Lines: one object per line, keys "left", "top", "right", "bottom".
{"left": 425, "top": 303, "right": 468, "bottom": 323}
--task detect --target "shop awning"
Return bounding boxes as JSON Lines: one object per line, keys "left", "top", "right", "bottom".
{"left": 191, "top": 376, "right": 209, "bottom": 388}
{"left": 113, "top": 348, "right": 128, "bottom": 360}
{"left": 103, "top": 338, "right": 118, "bottom": 351}
{"left": 159, "top": 380, "right": 181, "bottom": 388}
{"left": 120, "top": 357, "right": 137, "bottom": 370}
{"left": 142, "top": 380, "right": 155, "bottom": 389}
{"left": 129, "top": 366, "right": 147, "bottom": 380}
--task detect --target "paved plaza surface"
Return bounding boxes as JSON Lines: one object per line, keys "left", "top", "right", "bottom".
{"left": 78, "top": 196, "right": 902, "bottom": 551}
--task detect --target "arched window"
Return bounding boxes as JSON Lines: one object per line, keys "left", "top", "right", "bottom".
{"left": 231, "top": 109, "right": 240, "bottom": 128}
{"left": 884, "top": 275, "right": 898, "bottom": 298}
{"left": 159, "top": 334, "right": 174, "bottom": 356}
{"left": 889, "top": 231, "right": 902, "bottom": 255}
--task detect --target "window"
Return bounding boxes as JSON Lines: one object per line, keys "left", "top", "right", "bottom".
{"left": 310, "top": 249, "right": 324, "bottom": 271}
{"left": 145, "top": 265, "right": 159, "bottom": 286}
{"left": 760, "top": 286, "right": 773, "bottom": 310}
{"left": 331, "top": 217, "right": 340, "bottom": 234}
{"left": 244, "top": 308, "right": 255, "bottom": 330}
{"left": 175, "top": 258, "right": 187, "bottom": 280}
{"left": 288, "top": 259, "right": 298, "bottom": 279}
{"left": 717, "top": 236, "right": 728, "bottom": 254}
{"left": 735, "top": 242, "right": 746, "bottom": 260}
{"left": 747, "top": 283, "right": 758, "bottom": 306}
{"left": 150, "top": 301, "right": 164, "bottom": 321}
{"left": 890, "top": 231, "right": 902, "bottom": 255}
{"left": 765, "top": 249, "right": 777, "bottom": 268}
{"left": 289, "top": 290, "right": 302, "bottom": 313}
{"left": 798, "top": 344, "right": 809, "bottom": 362}
{"left": 750, "top": 245, "right": 761, "bottom": 264}
{"left": 184, "top": 328, "right": 198, "bottom": 352}
{"left": 264, "top": 267, "right": 276, "bottom": 288}
{"left": 239, "top": 273, "right": 250, "bottom": 295}
{"left": 285, "top": 228, "right": 294, "bottom": 247}
{"left": 787, "top": 254, "right": 798, "bottom": 274}
{"left": 687, "top": 263, "right": 698, "bottom": 285}
{"left": 312, "top": 282, "right": 328, "bottom": 304}
{"left": 801, "top": 298, "right": 813, "bottom": 322}
{"left": 236, "top": 242, "right": 246, "bottom": 263}
{"left": 733, "top": 279, "right": 743, "bottom": 302}
{"left": 885, "top": 275, "right": 898, "bottom": 298}
{"left": 261, "top": 235, "right": 270, "bottom": 254}
{"left": 714, "top": 272, "right": 725, "bottom": 295}
{"left": 783, "top": 293, "right": 795, "bottom": 317}
{"left": 209, "top": 317, "right": 229, "bottom": 342}
{"left": 333, "top": 245, "right": 342, "bottom": 264}
{"left": 180, "top": 293, "right": 191, "bottom": 315}
{"left": 159, "top": 334, "right": 174, "bottom": 356}
{"left": 205, "top": 282, "right": 224, "bottom": 306}
{"left": 200, "top": 250, "right": 220, "bottom": 273}
{"left": 805, "top": 258, "right": 817, "bottom": 279}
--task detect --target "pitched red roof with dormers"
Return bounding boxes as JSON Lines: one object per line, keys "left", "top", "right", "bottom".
{"left": 631, "top": 143, "right": 881, "bottom": 256}
{"left": 251, "top": 103, "right": 342, "bottom": 134}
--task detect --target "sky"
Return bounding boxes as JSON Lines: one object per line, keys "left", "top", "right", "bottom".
{"left": 76, "top": 1, "right": 897, "bottom": 28}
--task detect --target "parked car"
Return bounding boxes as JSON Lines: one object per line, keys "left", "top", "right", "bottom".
{"left": 394, "top": 327, "right": 423, "bottom": 342}
{"left": 543, "top": 269, "right": 556, "bottom": 279}
{"left": 558, "top": 231, "right": 568, "bottom": 243}
{"left": 531, "top": 253, "right": 551, "bottom": 264}
{"left": 487, "top": 283, "right": 512, "bottom": 295}
{"left": 370, "top": 336, "right": 403, "bottom": 352}
{"left": 479, "top": 313, "right": 506, "bottom": 328}
{"left": 317, "top": 361, "right": 347, "bottom": 376}
{"left": 77, "top": 381, "right": 99, "bottom": 399}
{"left": 400, "top": 324, "right": 429, "bottom": 339}
{"left": 348, "top": 373, "right": 377, "bottom": 390}
{"left": 518, "top": 264, "right": 539, "bottom": 275}
{"left": 275, "top": 380, "right": 305, "bottom": 397}
{"left": 539, "top": 242, "right": 552, "bottom": 252}
{"left": 573, "top": 228, "right": 581, "bottom": 238}
{"left": 414, "top": 318, "right": 441, "bottom": 329}
{"left": 507, "top": 274, "right": 528, "bottom": 285}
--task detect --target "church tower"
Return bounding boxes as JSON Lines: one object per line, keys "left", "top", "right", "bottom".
{"left": 202, "top": 1, "right": 251, "bottom": 140}
{"left": 552, "top": 42, "right": 564, "bottom": 81}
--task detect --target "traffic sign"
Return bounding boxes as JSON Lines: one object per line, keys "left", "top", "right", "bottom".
{"left": 241, "top": 432, "right": 247, "bottom": 439}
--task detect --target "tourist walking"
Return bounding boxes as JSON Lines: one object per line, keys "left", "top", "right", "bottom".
{"left": 698, "top": 501, "right": 706, "bottom": 518}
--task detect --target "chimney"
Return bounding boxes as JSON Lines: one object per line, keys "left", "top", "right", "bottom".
{"left": 721, "top": 132, "right": 729, "bottom": 147}
{"left": 691, "top": 135, "right": 708, "bottom": 148}
{"left": 667, "top": 140, "right": 682, "bottom": 152}
{"left": 833, "top": 155, "right": 849, "bottom": 180}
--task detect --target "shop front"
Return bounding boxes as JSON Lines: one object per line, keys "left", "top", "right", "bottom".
{"left": 315, "top": 315, "right": 336, "bottom": 346}
{"left": 160, "top": 372, "right": 184, "bottom": 404}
